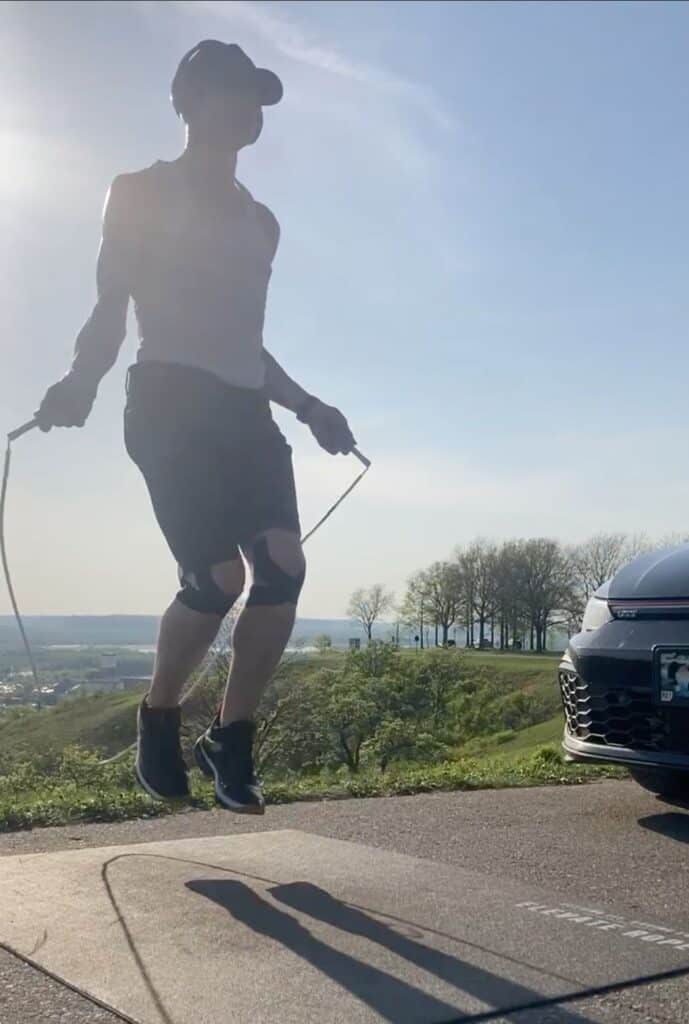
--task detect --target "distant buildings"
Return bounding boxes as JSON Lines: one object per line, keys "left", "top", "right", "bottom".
{"left": 68, "top": 677, "right": 149, "bottom": 698}
{"left": 0, "top": 653, "right": 150, "bottom": 708}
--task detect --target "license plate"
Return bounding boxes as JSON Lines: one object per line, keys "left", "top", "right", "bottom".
{"left": 653, "top": 646, "right": 689, "bottom": 706}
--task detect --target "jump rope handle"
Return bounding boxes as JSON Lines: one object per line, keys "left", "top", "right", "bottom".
{"left": 8, "top": 419, "right": 39, "bottom": 444}
{"left": 352, "top": 447, "right": 371, "bottom": 469}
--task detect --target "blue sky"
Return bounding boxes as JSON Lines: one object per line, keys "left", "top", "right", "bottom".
{"left": 2, "top": 0, "right": 689, "bottom": 617}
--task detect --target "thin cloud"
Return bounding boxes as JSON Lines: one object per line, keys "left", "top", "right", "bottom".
{"left": 175, "top": 0, "right": 454, "bottom": 131}
{"left": 292, "top": 427, "right": 689, "bottom": 549}
{"left": 293, "top": 446, "right": 571, "bottom": 511}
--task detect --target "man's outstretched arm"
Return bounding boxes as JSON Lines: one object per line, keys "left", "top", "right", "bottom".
{"left": 36, "top": 176, "right": 133, "bottom": 430}
{"left": 262, "top": 348, "right": 356, "bottom": 456}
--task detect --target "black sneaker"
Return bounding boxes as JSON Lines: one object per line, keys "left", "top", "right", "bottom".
{"left": 135, "top": 698, "right": 190, "bottom": 800}
{"left": 194, "top": 718, "right": 265, "bottom": 815}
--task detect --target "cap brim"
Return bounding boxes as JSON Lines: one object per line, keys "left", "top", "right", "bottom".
{"left": 256, "top": 67, "right": 283, "bottom": 106}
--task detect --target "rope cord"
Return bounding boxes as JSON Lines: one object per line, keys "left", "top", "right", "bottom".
{"left": 300, "top": 455, "right": 370, "bottom": 545}
{"left": 1, "top": 437, "right": 41, "bottom": 700}
{"left": 1, "top": 425, "right": 371, "bottom": 764}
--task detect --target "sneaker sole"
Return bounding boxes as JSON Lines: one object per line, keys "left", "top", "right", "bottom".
{"left": 193, "top": 738, "right": 265, "bottom": 816}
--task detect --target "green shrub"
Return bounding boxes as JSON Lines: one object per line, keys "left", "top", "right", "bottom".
{"left": 0, "top": 647, "right": 627, "bottom": 833}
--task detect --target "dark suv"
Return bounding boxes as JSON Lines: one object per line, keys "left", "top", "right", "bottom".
{"left": 558, "top": 544, "right": 689, "bottom": 800}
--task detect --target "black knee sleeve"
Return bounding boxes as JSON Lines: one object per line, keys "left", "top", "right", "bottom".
{"left": 176, "top": 566, "right": 240, "bottom": 617}
{"left": 245, "top": 537, "right": 305, "bottom": 608}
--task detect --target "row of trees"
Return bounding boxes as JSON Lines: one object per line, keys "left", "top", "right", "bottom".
{"left": 350, "top": 532, "right": 687, "bottom": 653}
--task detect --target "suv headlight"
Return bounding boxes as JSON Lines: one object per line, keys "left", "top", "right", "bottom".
{"left": 581, "top": 595, "right": 613, "bottom": 632}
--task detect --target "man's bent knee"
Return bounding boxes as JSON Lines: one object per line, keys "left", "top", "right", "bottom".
{"left": 176, "top": 559, "right": 245, "bottom": 617}
{"left": 245, "top": 531, "right": 305, "bottom": 608}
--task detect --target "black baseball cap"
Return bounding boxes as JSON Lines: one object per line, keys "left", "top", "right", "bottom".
{"left": 171, "top": 40, "right": 283, "bottom": 119}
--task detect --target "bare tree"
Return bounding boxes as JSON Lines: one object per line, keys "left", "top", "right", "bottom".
{"left": 567, "top": 532, "right": 656, "bottom": 636}
{"left": 519, "top": 538, "right": 575, "bottom": 652}
{"left": 624, "top": 532, "right": 653, "bottom": 560}
{"left": 570, "top": 533, "right": 629, "bottom": 600}
{"left": 455, "top": 546, "right": 478, "bottom": 647}
{"left": 347, "top": 584, "right": 395, "bottom": 641}
{"left": 492, "top": 541, "right": 529, "bottom": 649}
{"left": 467, "top": 539, "right": 499, "bottom": 646}
{"left": 424, "top": 561, "right": 463, "bottom": 645}
{"left": 400, "top": 571, "right": 430, "bottom": 648}
{"left": 656, "top": 531, "right": 689, "bottom": 550}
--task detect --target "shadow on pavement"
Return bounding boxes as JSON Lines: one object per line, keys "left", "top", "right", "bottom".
{"left": 639, "top": 812, "right": 689, "bottom": 843}
{"left": 187, "top": 877, "right": 597, "bottom": 1024}
{"left": 104, "top": 851, "right": 678, "bottom": 1024}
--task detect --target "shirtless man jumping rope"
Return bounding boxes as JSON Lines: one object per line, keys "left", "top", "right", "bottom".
{"left": 35, "top": 41, "right": 356, "bottom": 814}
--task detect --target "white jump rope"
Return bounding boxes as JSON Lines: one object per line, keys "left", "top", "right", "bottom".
{"left": 1, "top": 416, "right": 371, "bottom": 764}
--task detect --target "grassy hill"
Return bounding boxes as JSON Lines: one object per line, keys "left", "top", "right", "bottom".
{"left": 0, "top": 649, "right": 561, "bottom": 765}
{"left": 459, "top": 715, "right": 564, "bottom": 759}
{"left": 466, "top": 650, "right": 560, "bottom": 687}
{"left": 0, "top": 690, "right": 143, "bottom": 765}
{"left": 2, "top": 647, "right": 619, "bottom": 834}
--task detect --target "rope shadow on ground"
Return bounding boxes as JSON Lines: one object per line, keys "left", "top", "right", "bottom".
{"left": 187, "top": 877, "right": 597, "bottom": 1024}
{"left": 101, "top": 851, "right": 688, "bottom": 1024}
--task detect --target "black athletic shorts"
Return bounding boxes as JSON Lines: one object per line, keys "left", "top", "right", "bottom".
{"left": 123, "top": 362, "right": 300, "bottom": 576}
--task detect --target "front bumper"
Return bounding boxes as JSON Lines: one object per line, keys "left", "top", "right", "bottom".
{"left": 562, "top": 732, "right": 689, "bottom": 772}
{"left": 558, "top": 618, "right": 689, "bottom": 773}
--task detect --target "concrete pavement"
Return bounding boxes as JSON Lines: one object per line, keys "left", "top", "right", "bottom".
{"left": 2, "top": 781, "right": 689, "bottom": 1022}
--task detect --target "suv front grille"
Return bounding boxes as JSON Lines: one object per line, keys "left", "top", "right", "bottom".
{"left": 558, "top": 669, "right": 689, "bottom": 753}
